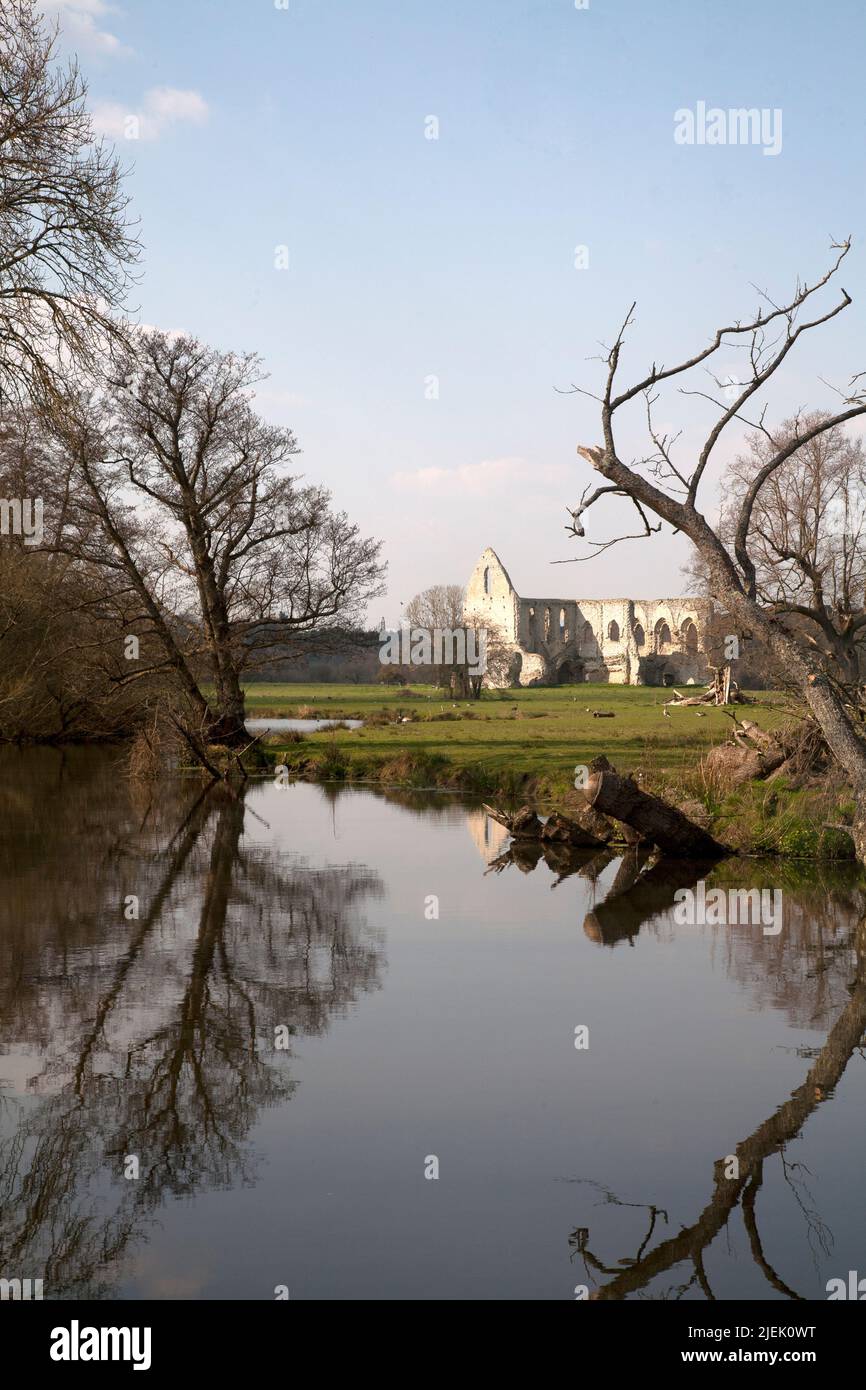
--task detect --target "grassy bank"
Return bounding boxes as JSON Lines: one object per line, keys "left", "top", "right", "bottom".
{"left": 248, "top": 680, "right": 787, "bottom": 784}
{"left": 245, "top": 681, "right": 856, "bottom": 859}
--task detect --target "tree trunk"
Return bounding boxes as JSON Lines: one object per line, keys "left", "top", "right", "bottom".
{"left": 585, "top": 766, "right": 727, "bottom": 858}
{"left": 711, "top": 559, "right": 866, "bottom": 857}
{"left": 574, "top": 448, "right": 866, "bottom": 863}
{"left": 202, "top": 707, "right": 250, "bottom": 748}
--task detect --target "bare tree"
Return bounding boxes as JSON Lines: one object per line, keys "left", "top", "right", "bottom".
{"left": 403, "top": 584, "right": 466, "bottom": 693}
{"left": 563, "top": 241, "right": 866, "bottom": 860}
{"left": 690, "top": 415, "right": 866, "bottom": 696}
{"left": 404, "top": 582, "right": 511, "bottom": 696}
{"left": 0, "top": 0, "right": 138, "bottom": 411}
{"left": 48, "top": 331, "right": 385, "bottom": 746}
{"left": 404, "top": 584, "right": 465, "bottom": 633}
{"left": 0, "top": 773, "right": 385, "bottom": 1294}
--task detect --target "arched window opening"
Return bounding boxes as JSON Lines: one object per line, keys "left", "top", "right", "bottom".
{"left": 559, "top": 607, "right": 567, "bottom": 641}
{"left": 582, "top": 621, "right": 594, "bottom": 646}
{"left": 483, "top": 566, "right": 490, "bottom": 594}
{"left": 655, "top": 619, "right": 672, "bottom": 653}
{"left": 607, "top": 619, "right": 620, "bottom": 642}
{"left": 633, "top": 623, "right": 645, "bottom": 648}
{"left": 544, "top": 607, "right": 551, "bottom": 640}
{"left": 682, "top": 618, "right": 698, "bottom": 653}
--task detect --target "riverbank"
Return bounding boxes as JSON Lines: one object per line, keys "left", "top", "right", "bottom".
{"left": 250, "top": 682, "right": 857, "bottom": 860}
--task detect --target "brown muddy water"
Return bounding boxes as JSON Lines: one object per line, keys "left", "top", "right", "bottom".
{"left": 0, "top": 746, "right": 864, "bottom": 1301}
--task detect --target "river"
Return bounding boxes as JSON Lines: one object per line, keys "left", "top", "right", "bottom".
{"left": 0, "top": 746, "right": 863, "bottom": 1300}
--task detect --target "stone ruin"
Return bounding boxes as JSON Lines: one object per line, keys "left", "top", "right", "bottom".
{"left": 464, "top": 547, "right": 715, "bottom": 688}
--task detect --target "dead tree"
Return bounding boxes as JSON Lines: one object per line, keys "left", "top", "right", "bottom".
{"left": 562, "top": 241, "right": 866, "bottom": 862}
{"left": 665, "top": 666, "right": 738, "bottom": 707}
{"left": 484, "top": 754, "right": 726, "bottom": 858}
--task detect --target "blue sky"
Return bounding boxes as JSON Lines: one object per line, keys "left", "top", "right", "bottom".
{"left": 46, "top": 0, "right": 866, "bottom": 620}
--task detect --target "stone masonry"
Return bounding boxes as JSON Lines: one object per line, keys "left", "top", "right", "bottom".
{"left": 464, "top": 547, "right": 714, "bottom": 687}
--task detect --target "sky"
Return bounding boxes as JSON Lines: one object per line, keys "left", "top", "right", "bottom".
{"left": 42, "top": 0, "right": 866, "bottom": 623}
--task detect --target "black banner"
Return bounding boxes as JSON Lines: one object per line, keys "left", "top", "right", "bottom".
{"left": 3, "top": 1296, "right": 861, "bottom": 1376}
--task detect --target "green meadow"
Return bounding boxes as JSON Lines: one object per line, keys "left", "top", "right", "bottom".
{"left": 247, "top": 680, "right": 787, "bottom": 795}
{"left": 241, "top": 683, "right": 856, "bottom": 857}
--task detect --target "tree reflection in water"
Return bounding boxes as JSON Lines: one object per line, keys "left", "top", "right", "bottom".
{"left": 559, "top": 847, "right": 866, "bottom": 1300}
{"left": 0, "top": 751, "right": 384, "bottom": 1298}
{"left": 3, "top": 766, "right": 864, "bottom": 1300}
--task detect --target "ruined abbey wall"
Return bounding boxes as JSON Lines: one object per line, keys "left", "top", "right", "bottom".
{"left": 464, "top": 547, "right": 714, "bottom": 687}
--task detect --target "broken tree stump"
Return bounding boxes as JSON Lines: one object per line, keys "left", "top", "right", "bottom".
{"left": 722, "top": 665, "right": 732, "bottom": 705}
{"left": 665, "top": 665, "right": 740, "bottom": 707}
{"left": 584, "top": 765, "right": 727, "bottom": 859}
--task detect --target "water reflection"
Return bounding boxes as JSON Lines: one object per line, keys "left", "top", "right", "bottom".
{"left": 468, "top": 806, "right": 866, "bottom": 1298}
{"left": 564, "top": 853, "right": 865, "bottom": 1299}
{"left": 0, "top": 750, "right": 384, "bottom": 1298}
{"left": 573, "top": 909, "right": 866, "bottom": 1299}
{"left": 0, "top": 760, "right": 864, "bottom": 1300}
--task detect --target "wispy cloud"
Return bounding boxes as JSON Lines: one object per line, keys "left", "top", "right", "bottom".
{"left": 40, "top": 0, "right": 131, "bottom": 58}
{"left": 91, "top": 87, "right": 209, "bottom": 142}
{"left": 392, "top": 456, "right": 568, "bottom": 498}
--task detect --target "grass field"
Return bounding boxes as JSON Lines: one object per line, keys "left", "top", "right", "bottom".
{"left": 239, "top": 682, "right": 856, "bottom": 857}
{"left": 247, "top": 680, "right": 790, "bottom": 795}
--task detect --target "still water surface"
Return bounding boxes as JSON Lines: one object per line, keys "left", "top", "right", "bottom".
{"left": 0, "top": 747, "right": 864, "bottom": 1300}
{"left": 246, "top": 717, "right": 363, "bottom": 733}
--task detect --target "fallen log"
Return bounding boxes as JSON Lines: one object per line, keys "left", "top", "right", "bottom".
{"left": 706, "top": 718, "right": 789, "bottom": 786}
{"left": 704, "top": 743, "right": 780, "bottom": 787}
{"left": 483, "top": 804, "right": 543, "bottom": 839}
{"left": 541, "top": 811, "right": 605, "bottom": 847}
{"left": 736, "top": 719, "right": 780, "bottom": 750}
{"left": 584, "top": 765, "right": 727, "bottom": 858}
{"left": 664, "top": 693, "right": 713, "bottom": 707}
{"left": 484, "top": 803, "right": 604, "bottom": 847}
{"left": 570, "top": 801, "right": 620, "bottom": 843}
